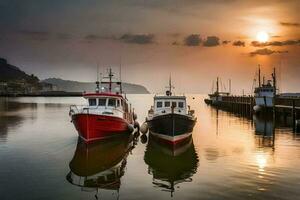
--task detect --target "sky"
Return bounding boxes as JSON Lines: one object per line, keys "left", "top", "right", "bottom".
{"left": 0, "top": 0, "right": 299, "bottom": 94}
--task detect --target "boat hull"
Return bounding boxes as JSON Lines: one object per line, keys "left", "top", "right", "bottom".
{"left": 255, "top": 96, "right": 274, "bottom": 108}
{"left": 72, "top": 114, "right": 133, "bottom": 142}
{"left": 147, "top": 113, "right": 196, "bottom": 145}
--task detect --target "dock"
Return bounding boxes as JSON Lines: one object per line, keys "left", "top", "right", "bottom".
{"left": 205, "top": 95, "right": 300, "bottom": 131}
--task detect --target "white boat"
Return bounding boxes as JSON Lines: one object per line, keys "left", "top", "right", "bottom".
{"left": 145, "top": 77, "right": 196, "bottom": 145}
{"left": 205, "top": 77, "right": 230, "bottom": 106}
{"left": 253, "top": 67, "right": 277, "bottom": 112}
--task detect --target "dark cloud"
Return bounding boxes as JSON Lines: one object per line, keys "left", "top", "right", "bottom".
{"left": 184, "top": 34, "right": 201, "bottom": 46}
{"left": 280, "top": 22, "right": 300, "bottom": 27}
{"left": 222, "top": 40, "right": 231, "bottom": 45}
{"left": 203, "top": 36, "right": 220, "bottom": 47}
{"left": 250, "top": 48, "right": 288, "bottom": 56}
{"left": 120, "top": 34, "right": 154, "bottom": 44}
{"left": 233, "top": 40, "right": 245, "bottom": 47}
{"left": 172, "top": 41, "right": 180, "bottom": 45}
{"left": 251, "top": 40, "right": 300, "bottom": 47}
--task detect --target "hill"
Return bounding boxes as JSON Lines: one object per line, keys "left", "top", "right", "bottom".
{"left": 42, "top": 78, "right": 150, "bottom": 94}
{"left": 0, "top": 58, "right": 39, "bottom": 83}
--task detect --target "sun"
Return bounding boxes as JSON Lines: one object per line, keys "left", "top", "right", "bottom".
{"left": 256, "top": 31, "right": 269, "bottom": 43}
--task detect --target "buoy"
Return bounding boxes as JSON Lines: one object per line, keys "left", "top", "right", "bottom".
{"left": 253, "top": 105, "right": 261, "bottom": 113}
{"left": 141, "top": 134, "right": 148, "bottom": 144}
{"left": 140, "top": 122, "right": 149, "bottom": 134}
{"left": 296, "top": 120, "right": 300, "bottom": 133}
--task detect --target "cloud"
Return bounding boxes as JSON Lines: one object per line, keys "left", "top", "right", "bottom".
{"left": 280, "top": 22, "right": 300, "bottom": 27}
{"left": 222, "top": 40, "right": 231, "bottom": 45}
{"left": 250, "top": 48, "right": 288, "bottom": 56}
{"left": 203, "top": 36, "right": 220, "bottom": 47}
{"left": 172, "top": 41, "right": 180, "bottom": 45}
{"left": 232, "top": 40, "right": 245, "bottom": 47}
{"left": 251, "top": 40, "right": 300, "bottom": 47}
{"left": 120, "top": 34, "right": 154, "bottom": 44}
{"left": 184, "top": 34, "right": 201, "bottom": 46}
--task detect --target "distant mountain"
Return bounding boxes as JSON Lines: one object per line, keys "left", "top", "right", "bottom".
{"left": 0, "top": 58, "right": 39, "bottom": 83}
{"left": 42, "top": 78, "right": 150, "bottom": 94}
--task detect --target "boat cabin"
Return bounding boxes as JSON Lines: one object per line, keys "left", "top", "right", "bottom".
{"left": 83, "top": 93, "right": 130, "bottom": 113}
{"left": 254, "top": 81, "right": 275, "bottom": 97}
{"left": 153, "top": 96, "right": 187, "bottom": 115}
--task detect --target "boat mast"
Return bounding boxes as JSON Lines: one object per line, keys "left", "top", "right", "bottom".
{"left": 95, "top": 65, "right": 100, "bottom": 93}
{"left": 169, "top": 75, "right": 173, "bottom": 96}
{"left": 229, "top": 79, "right": 231, "bottom": 94}
{"left": 272, "top": 67, "right": 277, "bottom": 96}
{"left": 216, "top": 77, "right": 219, "bottom": 95}
{"left": 166, "top": 75, "right": 174, "bottom": 96}
{"left": 101, "top": 68, "right": 115, "bottom": 93}
{"left": 119, "top": 63, "right": 123, "bottom": 94}
{"left": 108, "top": 68, "right": 113, "bottom": 92}
{"left": 258, "top": 65, "right": 261, "bottom": 87}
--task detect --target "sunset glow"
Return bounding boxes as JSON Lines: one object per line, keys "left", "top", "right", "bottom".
{"left": 256, "top": 31, "right": 270, "bottom": 43}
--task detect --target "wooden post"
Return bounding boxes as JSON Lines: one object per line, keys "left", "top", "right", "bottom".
{"left": 292, "top": 99, "right": 296, "bottom": 132}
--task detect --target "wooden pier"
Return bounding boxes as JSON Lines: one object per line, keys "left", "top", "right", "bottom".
{"left": 205, "top": 95, "right": 300, "bottom": 131}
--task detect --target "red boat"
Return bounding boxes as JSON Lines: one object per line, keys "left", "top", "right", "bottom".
{"left": 69, "top": 68, "right": 137, "bottom": 142}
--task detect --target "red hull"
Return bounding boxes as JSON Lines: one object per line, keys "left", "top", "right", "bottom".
{"left": 72, "top": 114, "right": 133, "bottom": 142}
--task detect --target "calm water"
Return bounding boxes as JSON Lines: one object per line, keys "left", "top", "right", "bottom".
{"left": 1, "top": 95, "right": 300, "bottom": 200}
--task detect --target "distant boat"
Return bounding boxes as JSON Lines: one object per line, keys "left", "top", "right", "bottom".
{"left": 204, "top": 77, "right": 230, "bottom": 106}
{"left": 145, "top": 77, "right": 196, "bottom": 145}
{"left": 253, "top": 67, "right": 277, "bottom": 113}
{"left": 69, "top": 68, "right": 137, "bottom": 143}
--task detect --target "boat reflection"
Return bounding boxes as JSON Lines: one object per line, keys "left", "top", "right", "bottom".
{"left": 66, "top": 132, "right": 137, "bottom": 197}
{"left": 144, "top": 134, "right": 199, "bottom": 196}
{"left": 253, "top": 115, "right": 275, "bottom": 148}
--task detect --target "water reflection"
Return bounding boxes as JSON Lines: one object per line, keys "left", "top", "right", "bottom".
{"left": 0, "top": 98, "right": 37, "bottom": 142}
{"left": 66, "top": 133, "right": 137, "bottom": 198}
{"left": 144, "top": 135, "right": 199, "bottom": 197}
{"left": 253, "top": 115, "right": 275, "bottom": 148}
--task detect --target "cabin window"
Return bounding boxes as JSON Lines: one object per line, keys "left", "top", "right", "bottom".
{"left": 98, "top": 98, "right": 106, "bottom": 106}
{"left": 117, "top": 99, "right": 120, "bottom": 107}
{"left": 178, "top": 102, "right": 184, "bottom": 108}
{"left": 88, "top": 98, "right": 97, "bottom": 106}
{"left": 172, "top": 102, "right": 177, "bottom": 108}
{"left": 156, "top": 101, "right": 163, "bottom": 108}
{"left": 164, "top": 101, "right": 170, "bottom": 107}
{"left": 108, "top": 98, "right": 116, "bottom": 107}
